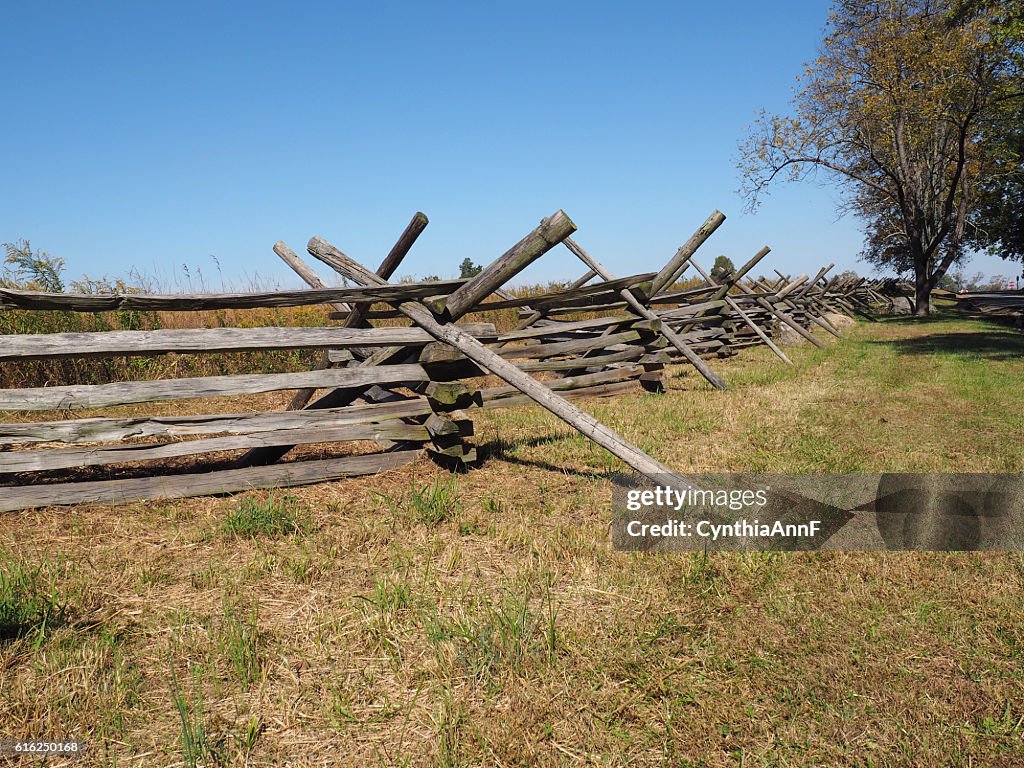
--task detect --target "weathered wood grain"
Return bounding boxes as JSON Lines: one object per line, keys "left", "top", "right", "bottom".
{"left": 515, "top": 301, "right": 632, "bottom": 317}
{"left": 0, "top": 449, "right": 424, "bottom": 513}
{"left": 649, "top": 211, "right": 726, "bottom": 295}
{"left": 0, "top": 325, "right": 496, "bottom": 361}
{"left": 264, "top": 218, "right": 428, "bottom": 449}
{"left": 563, "top": 236, "right": 728, "bottom": 391}
{"left": 0, "top": 280, "right": 466, "bottom": 312}
{"left": 306, "top": 237, "right": 687, "bottom": 483}
{"left": 497, "top": 330, "right": 641, "bottom": 361}
{"left": 439, "top": 211, "right": 577, "bottom": 319}
{"left": 466, "top": 274, "right": 656, "bottom": 312}
{"left": 0, "top": 365, "right": 431, "bottom": 411}
{"left": 479, "top": 365, "right": 644, "bottom": 401}
{"left": 688, "top": 258, "right": 792, "bottom": 365}
{"left": 482, "top": 380, "right": 639, "bottom": 410}
{"left": 751, "top": 296, "right": 827, "bottom": 348}
{"left": 508, "top": 269, "right": 598, "bottom": 333}
{"left": 0, "top": 399, "right": 434, "bottom": 445}
{"left": 496, "top": 314, "right": 639, "bottom": 341}
{"left": 0, "top": 423, "right": 430, "bottom": 473}
{"left": 497, "top": 342, "right": 643, "bottom": 370}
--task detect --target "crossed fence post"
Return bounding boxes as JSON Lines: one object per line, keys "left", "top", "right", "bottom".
{"left": 687, "top": 254, "right": 792, "bottom": 365}
{"left": 304, "top": 222, "right": 688, "bottom": 484}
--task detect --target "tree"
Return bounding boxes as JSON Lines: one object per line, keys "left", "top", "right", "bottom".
{"left": 936, "top": 269, "right": 963, "bottom": 290}
{"left": 739, "top": 0, "right": 1023, "bottom": 315}
{"left": 458, "top": 258, "right": 482, "bottom": 279}
{"left": 969, "top": 156, "right": 1024, "bottom": 262}
{"left": 963, "top": 2, "right": 1024, "bottom": 261}
{"left": 935, "top": 267, "right": 1015, "bottom": 290}
{"left": 710, "top": 255, "right": 736, "bottom": 280}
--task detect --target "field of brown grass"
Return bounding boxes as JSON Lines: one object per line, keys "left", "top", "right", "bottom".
{"left": 1, "top": 310, "right": 1023, "bottom": 766}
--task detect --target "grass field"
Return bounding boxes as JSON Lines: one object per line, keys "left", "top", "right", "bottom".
{"left": 2, "top": 309, "right": 1023, "bottom": 766}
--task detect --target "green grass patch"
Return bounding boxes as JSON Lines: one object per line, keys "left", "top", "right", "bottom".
{"left": 424, "top": 578, "right": 558, "bottom": 689}
{"left": 169, "top": 661, "right": 220, "bottom": 768}
{"left": 223, "top": 492, "right": 308, "bottom": 538}
{"left": 218, "top": 601, "right": 265, "bottom": 688}
{"left": 4, "top": 310, "right": 1024, "bottom": 765}
{"left": 380, "top": 474, "right": 460, "bottom": 528}
{"left": 0, "top": 548, "right": 74, "bottom": 641}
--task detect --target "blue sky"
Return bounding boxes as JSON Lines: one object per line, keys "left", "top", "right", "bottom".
{"left": 2, "top": 1, "right": 1016, "bottom": 290}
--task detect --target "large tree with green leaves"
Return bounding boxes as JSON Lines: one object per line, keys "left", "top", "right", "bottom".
{"left": 962, "top": 1, "right": 1024, "bottom": 263}
{"left": 739, "top": 0, "right": 1023, "bottom": 315}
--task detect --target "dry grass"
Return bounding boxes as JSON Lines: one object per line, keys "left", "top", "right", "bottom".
{"left": 1, "top": 310, "right": 1023, "bottom": 766}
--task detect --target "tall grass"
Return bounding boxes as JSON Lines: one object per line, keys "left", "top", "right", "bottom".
{"left": 169, "top": 661, "right": 214, "bottom": 768}
{"left": 0, "top": 243, "right": 707, "bottom": 390}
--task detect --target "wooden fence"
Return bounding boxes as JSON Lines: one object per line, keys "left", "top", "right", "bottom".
{"left": 951, "top": 290, "right": 1024, "bottom": 326}
{"left": 0, "top": 210, "right": 889, "bottom": 512}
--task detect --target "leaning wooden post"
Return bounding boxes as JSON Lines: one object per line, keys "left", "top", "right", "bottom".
{"left": 799, "top": 265, "right": 834, "bottom": 298}
{"left": 793, "top": 265, "right": 844, "bottom": 334}
{"left": 238, "top": 213, "right": 429, "bottom": 467}
{"left": 307, "top": 235, "right": 688, "bottom": 484}
{"left": 775, "top": 271, "right": 843, "bottom": 338}
{"left": 277, "top": 211, "right": 428, "bottom": 401}
{"left": 810, "top": 269, "right": 846, "bottom": 314}
{"left": 665, "top": 244, "right": 771, "bottom": 355}
{"left": 689, "top": 257, "right": 792, "bottom": 365}
{"left": 774, "top": 274, "right": 809, "bottom": 301}
{"left": 301, "top": 211, "right": 581, "bottom": 416}
{"left": 744, "top": 279, "right": 827, "bottom": 348}
{"left": 562, "top": 236, "right": 728, "bottom": 391}
{"left": 649, "top": 211, "right": 727, "bottom": 296}
{"left": 707, "top": 247, "right": 773, "bottom": 302}
{"left": 797, "top": 306, "right": 842, "bottom": 337}
{"left": 275, "top": 242, "right": 354, "bottom": 314}
{"left": 345, "top": 212, "right": 429, "bottom": 329}
{"left": 428, "top": 211, "right": 577, "bottom": 319}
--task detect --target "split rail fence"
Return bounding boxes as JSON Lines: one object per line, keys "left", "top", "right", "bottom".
{"left": 952, "top": 290, "right": 1024, "bottom": 326}
{"left": 0, "top": 210, "right": 889, "bottom": 512}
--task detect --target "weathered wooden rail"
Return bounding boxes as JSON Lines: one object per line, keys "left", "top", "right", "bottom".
{"left": 0, "top": 210, "right": 889, "bottom": 512}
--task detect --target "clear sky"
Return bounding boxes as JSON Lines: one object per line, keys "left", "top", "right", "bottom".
{"left": 2, "top": 1, "right": 1017, "bottom": 290}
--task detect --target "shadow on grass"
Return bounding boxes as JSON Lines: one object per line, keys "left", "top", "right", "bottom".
{"left": 878, "top": 315, "right": 956, "bottom": 326}
{"left": 874, "top": 306, "right": 968, "bottom": 325}
{"left": 870, "top": 329, "right": 1024, "bottom": 360}
{"left": 478, "top": 434, "right": 615, "bottom": 480}
{"left": 879, "top": 304, "right": 1019, "bottom": 329}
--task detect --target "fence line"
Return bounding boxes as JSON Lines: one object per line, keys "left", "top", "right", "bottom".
{"left": 0, "top": 209, "right": 896, "bottom": 512}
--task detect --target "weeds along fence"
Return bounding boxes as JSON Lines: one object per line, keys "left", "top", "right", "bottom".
{"left": 0, "top": 210, "right": 890, "bottom": 513}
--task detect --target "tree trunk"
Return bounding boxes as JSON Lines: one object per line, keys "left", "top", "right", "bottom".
{"left": 911, "top": 239, "right": 931, "bottom": 317}
{"left": 913, "top": 272, "right": 932, "bottom": 316}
